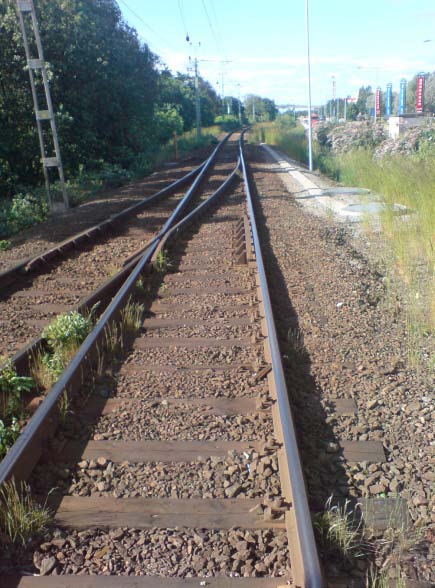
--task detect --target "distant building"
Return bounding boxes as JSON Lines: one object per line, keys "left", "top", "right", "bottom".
{"left": 388, "top": 115, "right": 429, "bottom": 139}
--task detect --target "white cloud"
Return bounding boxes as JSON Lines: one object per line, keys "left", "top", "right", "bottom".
{"left": 153, "top": 40, "right": 435, "bottom": 105}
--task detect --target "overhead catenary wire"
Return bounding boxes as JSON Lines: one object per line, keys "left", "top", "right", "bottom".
{"left": 117, "top": 0, "right": 178, "bottom": 52}
{"left": 207, "top": 0, "right": 229, "bottom": 62}
{"left": 178, "top": 0, "right": 190, "bottom": 41}
{"left": 201, "top": 0, "right": 223, "bottom": 58}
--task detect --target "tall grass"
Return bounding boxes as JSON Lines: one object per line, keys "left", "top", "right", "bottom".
{"left": 332, "top": 149, "right": 435, "bottom": 336}
{"left": 154, "top": 126, "right": 220, "bottom": 166}
{"left": 251, "top": 118, "right": 435, "bottom": 359}
{"left": 250, "top": 122, "right": 309, "bottom": 164}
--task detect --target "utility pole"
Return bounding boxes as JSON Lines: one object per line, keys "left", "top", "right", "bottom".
{"left": 237, "top": 83, "right": 241, "bottom": 123}
{"left": 221, "top": 70, "right": 225, "bottom": 115}
{"left": 188, "top": 40, "right": 202, "bottom": 139}
{"left": 194, "top": 57, "right": 201, "bottom": 139}
{"left": 332, "top": 76, "right": 336, "bottom": 122}
{"left": 16, "top": 0, "right": 68, "bottom": 209}
{"left": 217, "top": 61, "right": 232, "bottom": 116}
{"left": 306, "top": 0, "right": 313, "bottom": 171}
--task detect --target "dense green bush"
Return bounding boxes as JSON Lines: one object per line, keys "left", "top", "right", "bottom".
{"left": 0, "top": 192, "right": 48, "bottom": 238}
{"left": 215, "top": 115, "right": 240, "bottom": 131}
{"left": 42, "top": 309, "right": 94, "bottom": 352}
{"left": 0, "top": 0, "right": 221, "bottom": 202}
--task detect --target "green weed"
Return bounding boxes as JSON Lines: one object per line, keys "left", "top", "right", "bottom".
{"left": 120, "top": 300, "right": 144, "bottom": 337}
{"left": 0, "top": 479, "right": 52, "bottom": 548}
{"left": 58, "top": 391, "right": 71, "bottom": 425}
{"left": 33, "top": 306, "right": 98, "bottom": 390}
{"left": 366, "top": 563, "right": 405, "bottom": 588}
{"left": 135, "top": 276, "right": 147, "bottom": 295}
{"left": 314, "top": 496, "right": 363, "bottom": 558}
{"left": 154, "top": 249, "right": 171, "bottom": 273}
{"left": 103, "top": 321, "right": 122, "bottom": 361}
{"left": 42, "top": 308, "right": 95, "bottom": 351}
{"left": 0, "top": 239, "right": 11, "bottom": 251}
{"left": 0, "top": 418, "right": 20, "bottom": 460}
{"left": 0, "top": 359, "right": 34, "bottom": 419}
{"left": 31, "top": 346, "right": 78, "bottom": 391}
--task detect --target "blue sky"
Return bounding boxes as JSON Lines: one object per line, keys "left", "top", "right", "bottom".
{"left": 117, "top": 0, "right": 435, "bottom": 106}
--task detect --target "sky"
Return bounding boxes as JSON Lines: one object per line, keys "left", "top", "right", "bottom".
{"left": 117, "top": 0, "right": 435, "bottom": 107}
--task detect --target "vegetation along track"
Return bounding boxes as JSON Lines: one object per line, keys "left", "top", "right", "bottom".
{"left": 0, "top": 134, "right": 235, "bottom": 362}
{"left": 0, "top": 133, "right": 322, "bottom": 586}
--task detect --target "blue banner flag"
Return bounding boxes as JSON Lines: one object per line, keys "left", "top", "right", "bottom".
{"left": 386, "top": 83, "right": 392, "bottom": 118}
{"left": 399, "top": 79, "right": 407, "bottom": 115}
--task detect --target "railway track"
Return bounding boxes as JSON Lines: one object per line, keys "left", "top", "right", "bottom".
{"left": 0, "top": 133, "right": 322, "bottom": 587}
{"left": 0, "top": 134, "right": 234, "bottom": 363}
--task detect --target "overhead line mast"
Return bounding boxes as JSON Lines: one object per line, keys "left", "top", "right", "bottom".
{"left": 16, "top": 0, "right": 69, "bottom": 210}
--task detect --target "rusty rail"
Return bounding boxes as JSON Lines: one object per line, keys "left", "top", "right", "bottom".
{"left": 239, "top": 132, "right": 324, "bottom": 588}
{"left": 0, "top": 132, "right": 235, "bottom": 484}
{"left": 0, "top": 161, "right": 205, "bottom": 290}
{"left": 0, "top": 131, "right": 323, "bottom": 588}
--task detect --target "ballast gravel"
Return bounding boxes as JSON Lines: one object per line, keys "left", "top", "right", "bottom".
{"left": 114, "top": 369, "right": 268, "bottom": 399}
{"left": 92, "top": 402, "right": 274, "bottom": 442}
{"left": 144, "top": 322, "right": 256, "bottom": 340}
{"left": 249, "top": 144, "right": 435, "bottom": 580}
{"left": 32, "top": 451, "right": 281, "bottom": 500}
{"left": 30, "top": 527, "right": 290, "bottom": 578}
{"left": 126, "top": 345, "right": 260, "bottom": 368}
{"left": 0, "top": 157, "right": 208, "bottom": 272}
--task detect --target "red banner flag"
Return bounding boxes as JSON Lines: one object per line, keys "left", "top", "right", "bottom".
{"left": 375, "top": 88, "right": 381, "bottom": 117}
{"left": 416, "top": 74, "right": 425, "bottom": 113}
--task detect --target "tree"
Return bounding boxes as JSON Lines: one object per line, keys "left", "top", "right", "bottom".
{"left": 157, "top": 72, "right": 196, "bottom": 132}
{"left": 424, "top": 73, "right": 435, "bottom": 114}
{"left": 356, "top": 85, "right": 373, "bottom": 117}
{"left": 199, "top": 78, "right": 220, "bottom": 126}
{"left": 154, "top": 105, "right": 183, "bottom": 143}
{"left": 0, "top": 0, "right": 159, "bottom": 196}
{"left": 346, "top": 103, "right": 359, "bottom": 121}
{"left": 262, "top": 98, "right": 277, "bottom": 121}
{"left": 0, "top": 1, "right": 39, "bottom": 196}
{"left": 244, "top": 94, "right": 277, "bottom": 122}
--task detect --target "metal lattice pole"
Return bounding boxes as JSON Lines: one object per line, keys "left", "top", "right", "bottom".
{"left": 16, "top": 0, "right": 69, "bottom": 209}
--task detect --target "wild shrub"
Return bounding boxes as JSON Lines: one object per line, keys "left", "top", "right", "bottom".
{"left": 0, "top": 192, "right": 48, "bottom": 238}
{"left": 0, "top": 418, "right": 20, "bottom": 460}
{"left": 42, "top": 309, "right": 94, "bottom": 352}
{"left": 34, "top": 307, "right": 97, "bottom": 389}
{"left": 0, "top": 359, "right": 34, "bottom": 420}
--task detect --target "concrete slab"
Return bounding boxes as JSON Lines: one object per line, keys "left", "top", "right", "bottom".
{"left": 261, "top": 144, "right": 411, "bottom": 225}
{"left": 360, "top": 496, "right": 410, "bottom": 532}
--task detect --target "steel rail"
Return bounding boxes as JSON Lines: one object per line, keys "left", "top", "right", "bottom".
{"left": 239, "top": 134, "right": 324, "bottom": 588}
{"left": 151, "top": 159, "right": 241, "bottom": 260}
{"left": 121, "top": 132, "right": 233, "bottom": 265}
{"left": 0, "top": 134, "right": 238, "bottom": 485}
{"left": 0, "top": 160, "right": 206, "bottom": 290}
{"left": 2, "top": 133, "right": 234, "bottom": 375}
{"left": 122, "top": 135, "right": 234, "bottom": 269}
